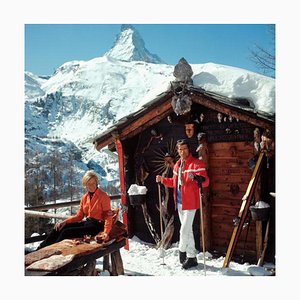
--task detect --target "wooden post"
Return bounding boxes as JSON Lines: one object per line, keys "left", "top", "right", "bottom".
{"left": 103, "top": 255, "right": 110, "bottom": 273}
{"left": 103, "top": 250, "right": 124, "bottom": 276}
{"left": 111, "top": 250, "right": 125, "bottom": 276}
{"left": 257, "top": 217, "right": 271, "bottom": 266}
{"left": 255, "top": 221, "right": 263, "bottom": 260}
{"left": 66, "top": 260, "right": 97, "bottom": 276}
{"left": 114, "top": 134, "right": 129, "bottom": 250}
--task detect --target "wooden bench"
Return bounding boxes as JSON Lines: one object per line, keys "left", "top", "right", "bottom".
{"left": 25, "top": 238, "right": 126, "bottom": 276}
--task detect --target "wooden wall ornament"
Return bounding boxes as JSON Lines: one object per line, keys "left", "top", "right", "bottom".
{"left": 200, "top": 120, "right": 254, "bottom": 143}
{"left": 253, "top": 128, "right": 261, "bottom": 155}
{"left": 185, "top": 123, "right": 195, "bottom": 138}
{"left": 260, "top": 129, "right": 274, "bottom": 168}
{"left": 199, "top": 113, "right": 205, "bottom": 123}
{"left": 196, "top": 132, "right": 209, "bottom": 168}
{"left": 151, "top": 138, "right": 179, "bottom": 175}
{"left": 230, "top": 184, "right": 240, "bottom": 195}
{"left": 260, "top": 129, "right": 274, "bottom": 156}
{"left": 217, "top": 113, "right": 223, "bottom": 123}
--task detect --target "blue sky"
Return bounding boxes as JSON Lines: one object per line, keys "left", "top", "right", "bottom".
{"left": 25, "top": 24, "right": 274, "bottom": 77}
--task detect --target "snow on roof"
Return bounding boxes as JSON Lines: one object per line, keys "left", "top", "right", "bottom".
{"left": 139, "top": 62, "right": 275, "bottom": 116}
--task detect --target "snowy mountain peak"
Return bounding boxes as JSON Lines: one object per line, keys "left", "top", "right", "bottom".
{"left": 104, "top": 25, "right": 165, "bottom": 64}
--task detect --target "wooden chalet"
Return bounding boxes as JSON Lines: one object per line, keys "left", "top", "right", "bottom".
{"left": 92, "top": 58, "right": 275, "bottom": 264}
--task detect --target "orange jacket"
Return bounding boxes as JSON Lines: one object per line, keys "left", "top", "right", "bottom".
{"left": 162, "top": 154, "right": 209, "bottom": 210}
{"left": 66, "top": 188, "right": 113, "bottom": 234}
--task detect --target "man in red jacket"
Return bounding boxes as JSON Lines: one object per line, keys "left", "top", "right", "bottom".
{"left": 156, "top": 139, "right": 209, "bottom": 269}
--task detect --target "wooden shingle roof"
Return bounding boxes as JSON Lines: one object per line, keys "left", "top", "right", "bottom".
{"left": 93, "top": 86, "right": 275, "bottom": 151}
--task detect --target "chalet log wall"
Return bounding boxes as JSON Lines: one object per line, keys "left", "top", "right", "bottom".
{"left": 208, "top": 141, "right": 257, "bottom": 256}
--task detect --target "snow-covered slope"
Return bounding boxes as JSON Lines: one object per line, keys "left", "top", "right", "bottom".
{"left": 36, "top": 57, "right": 174, "bottom": 145}
{"left": 25, "top": 71, "right": 47, "bottom": 100}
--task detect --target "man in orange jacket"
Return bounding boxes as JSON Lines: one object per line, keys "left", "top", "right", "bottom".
{"left": 37, "top": 170, "right": 113, "bottom": 249}
{"left": 156, "top": 139, "right": 209, "bottom": 269}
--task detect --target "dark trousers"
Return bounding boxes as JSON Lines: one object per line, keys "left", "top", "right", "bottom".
{"left": 38, "top": 219, "right": 104, "bottom": 249}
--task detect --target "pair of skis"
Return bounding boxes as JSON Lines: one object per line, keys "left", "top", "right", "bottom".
{"left": 223, "top": 152, "right": 264, "bottom": 268}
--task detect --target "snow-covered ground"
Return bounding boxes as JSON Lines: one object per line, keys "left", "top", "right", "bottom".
{"left": 23, "top": 233, "right": 281, "bottom": 299}
{"left": 26, "top": 235, "right": 274, "bottom": 277}
{"left": 117, "top": 236, "right": 275, "bottom": 277}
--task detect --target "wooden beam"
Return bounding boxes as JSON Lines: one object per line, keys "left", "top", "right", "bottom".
{"left": 119, "top": 106, "right": 172, "bottom": 141}
{"left": 95, "top": 136, "right": 115, "bottom": 152}
{"left": 95, "top": 100, "right": 172, "bottom": 150}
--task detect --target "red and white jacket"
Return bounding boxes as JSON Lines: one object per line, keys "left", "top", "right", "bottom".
{"left": 162, "top": 154, "right": 209, "bottom": 210}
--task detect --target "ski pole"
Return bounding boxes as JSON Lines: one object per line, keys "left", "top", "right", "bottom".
{"left": 158, "top": 183, "right": 166, "bottom": 265}
{"left": 199, "top": 185, "right": 206, "bottom": 275}
{"left": 192, "top": 174, "right": 206, "bottom": 275}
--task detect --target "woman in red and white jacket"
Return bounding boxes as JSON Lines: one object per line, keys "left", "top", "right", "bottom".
{"left": 156, "top": 139, "right": 209, "bottom": 269}
{"left": 37, "top": 170, "right": 113, "bottom": 249}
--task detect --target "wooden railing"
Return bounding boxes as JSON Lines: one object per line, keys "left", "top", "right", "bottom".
{"left": 25, "top": 194, "right": 121, "bottom": 211}
{"left": 25, "top": 194, "right": 122, "bottom": 244}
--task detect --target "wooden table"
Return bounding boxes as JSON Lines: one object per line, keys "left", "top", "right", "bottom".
{"left": 25, "top": 238, "right": 126, "bottom": 276}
